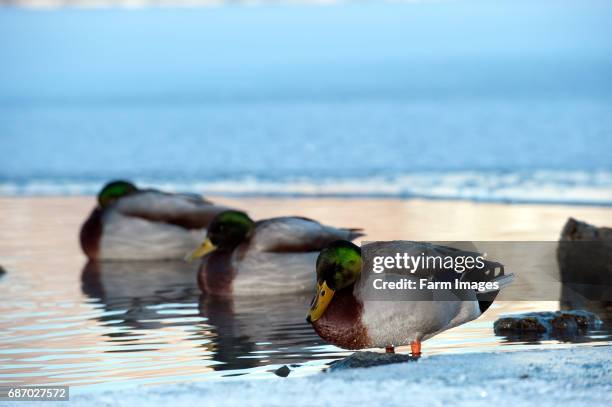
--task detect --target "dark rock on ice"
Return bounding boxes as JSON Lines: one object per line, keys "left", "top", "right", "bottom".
{"left": 274, "top": 365, "right": 291, "bottom": 377}
{"left": 328, "top": 351, "right": 417, "bottom": 371}
{"left": 494, "top": 310, "right": 602, "bottom": 341}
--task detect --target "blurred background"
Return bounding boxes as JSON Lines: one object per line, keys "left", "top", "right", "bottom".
{"left": 0, "top": 0, "right": 611, "bottom": 203}
{"left": 1, "top": 1, "right": 612, "bottom": 391}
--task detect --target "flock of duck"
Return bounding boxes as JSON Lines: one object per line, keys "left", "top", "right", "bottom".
{"left": 80, "top": 180, "right": 510, "bottom": 357}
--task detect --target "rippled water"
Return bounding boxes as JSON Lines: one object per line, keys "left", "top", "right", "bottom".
{"left": 0, "top": 198, "right": 611, "bottom": 393}
{"left": 2, "top": 259, "right": 611, "bottom": 392}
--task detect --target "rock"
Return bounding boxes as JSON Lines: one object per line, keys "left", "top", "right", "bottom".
{"left": 557, "top": 218, "right": 612, "bottom": 292}
{"left": 328, "top": 351, "right": 416, "bottom": 371}
{"left": 494, "top": 310, "right": 602, "bottom": 341}
{"left": 557, "top": 218, "right": 612, "bottom": 323}
{"left": 494, "top": 316, "right": 547, "bottom": 333}
{"left": 273, "top": 365, "right": 291, "bottom": 377}
{"left": 559, "top": 217, "right": 612, "bottom": 241}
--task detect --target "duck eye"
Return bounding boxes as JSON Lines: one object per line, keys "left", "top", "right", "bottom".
{"left": 320, "top": 290, "right": 326, "bottom": 296}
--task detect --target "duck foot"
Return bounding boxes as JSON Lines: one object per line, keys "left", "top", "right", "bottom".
{"left": 410, "top": 341, "right": 421, "bottom": 358}
{"left": 385, "top": 346, "right": 395, "bottom": 354}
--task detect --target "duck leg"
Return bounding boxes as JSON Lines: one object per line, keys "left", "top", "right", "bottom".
{"left": 385, "top": 346, "right": 395, "bottom": 354}
{"left": 410, "top": 340, "right": 421, "bottom": 357}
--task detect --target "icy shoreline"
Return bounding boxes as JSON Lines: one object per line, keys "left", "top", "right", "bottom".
{"left": 48, "top": 346, "right": 612, "bottom": 407}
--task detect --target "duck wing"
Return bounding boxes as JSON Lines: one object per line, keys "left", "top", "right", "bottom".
{"left": 363, "top": 241, "right": 503, "bottom": 280}
{"left": 249, "top": 217, "right": 364, "bottom": 253}
{"left": 112, "top": 190, "right": 231, "bottom": 230}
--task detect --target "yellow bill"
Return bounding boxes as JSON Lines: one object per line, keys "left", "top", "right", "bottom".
{"left": 307, "top": 281, "right": 335, "bottom": 323}
{"left": 185, "top": 238, "right": 217, "bottom": 262}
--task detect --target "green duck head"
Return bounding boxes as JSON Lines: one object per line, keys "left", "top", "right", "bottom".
{"left": 186, "top": 210, "right": 255, "bottom": 260}
{"left": 98, "top": 180, "right": 138, "bottom": 208}
{"left": 307, "top": 240, "right": 362, "bottom": 323}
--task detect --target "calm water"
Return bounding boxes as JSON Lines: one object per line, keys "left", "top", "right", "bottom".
{"left": 1, "top": 199, "right": 611, "bottom": 392}
{"left": 1, "top": 259, "right": 611, "bottom": 392}
{"left": 1, "top": 2, "right": 612, "bottom": 204}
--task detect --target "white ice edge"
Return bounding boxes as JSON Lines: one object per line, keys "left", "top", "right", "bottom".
{"left": 33, "top": 346, "right": 612, "bottom": 407}
{"left": 1, "top": 170, "right": 612, "bottom": 205}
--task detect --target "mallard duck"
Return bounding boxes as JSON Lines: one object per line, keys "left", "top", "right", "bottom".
{"left": 80, "top": 180, "right": 233, "bottom": 260}
{"left": 186, "top": 210, "right": 364, "bottom": 296}
{"left": 307, "top": 240, "right": 513, "bottom": 356}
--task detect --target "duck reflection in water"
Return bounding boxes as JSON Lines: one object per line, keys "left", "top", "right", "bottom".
{"left": 198, "top": 293, "right": 329, "bottom": 371}
{"left": 81, "top": 260, "right": 201, "bottom": 331}
{"left": 81, "top": 260, "right": 330, "bottom": 371}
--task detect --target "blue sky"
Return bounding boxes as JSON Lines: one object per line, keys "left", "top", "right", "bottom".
{"left": 0, "top": 1, "right": 611, "bottom": 103}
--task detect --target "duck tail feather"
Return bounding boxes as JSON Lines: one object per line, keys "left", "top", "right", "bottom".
{"left": 345, "top": 228, "right": 365, "bottom": 241}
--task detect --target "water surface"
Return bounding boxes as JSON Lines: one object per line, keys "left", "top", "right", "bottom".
{"left": 1, "top": 197, "right": 610, "bottom": 393}
{"left": 1, "top": 2, "right": 612, "bottom": 204}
